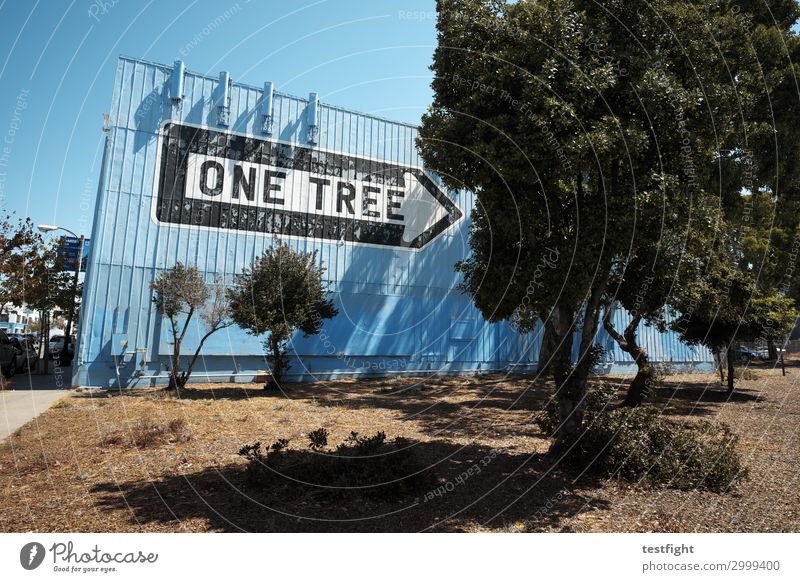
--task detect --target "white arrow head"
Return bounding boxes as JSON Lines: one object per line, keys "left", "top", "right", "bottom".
{"left": 401, "top": 171, "right": 451, "bottom": 243}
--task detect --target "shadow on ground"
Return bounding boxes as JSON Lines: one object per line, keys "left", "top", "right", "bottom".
{"left": 76, "top": 370, "right": 773, "bottom": 532}
{"left": 72, "top": 371, "right": 767, "bottom": 435}
{"left": 89, "top": 439, "right": 609, "bottom": 532}
{"left": 652, "top": 380, "right": 766, "bottom": 416}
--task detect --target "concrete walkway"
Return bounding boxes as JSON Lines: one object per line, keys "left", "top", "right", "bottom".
{"left": 1, "top": 366, "right": 74, "bottom": 440}
{"left": 0, "top": 389, "right": 68, "bottom": 441}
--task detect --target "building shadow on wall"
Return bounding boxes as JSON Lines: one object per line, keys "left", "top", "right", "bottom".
{"left": 285, "top": 192, "right": 479, "bottom": 379}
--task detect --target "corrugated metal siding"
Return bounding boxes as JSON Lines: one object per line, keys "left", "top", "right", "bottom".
{"left": 74, "top": 56, "right": 712, "bottom": 387}
{"left": 595, "top": 304, "right": 712, "bottom": 368}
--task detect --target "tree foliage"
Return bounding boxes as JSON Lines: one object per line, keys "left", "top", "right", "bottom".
{"left": 0, "top": 214, "right": 44, "bottom": 311}
{"left": 228, "top": 241, "right": 338, "bottom": 387}
{"left": 150, "top": 263, "right": 232, "bottom": 392}
{"left": 419, "top": 0, "right": 800, "bottom": 445}
{"left": 0, "top": 214, "right": 82, "bottom": 370}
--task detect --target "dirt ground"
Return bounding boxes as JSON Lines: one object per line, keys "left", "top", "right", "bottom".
{"left": 1, "top": 361, "right": 798, "bottom": 533}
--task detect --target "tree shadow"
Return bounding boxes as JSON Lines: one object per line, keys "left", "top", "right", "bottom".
{"left": 287, "top": 374, "right": 560, "bottom": 441}
{"left": 650, "top": 380, "right": 766, "bottom": 416}
{"left": 72, "top": 370, "right": 767, "bottom": 435}
{"left": 89, "top": 439, "right": 609, "bottom": 532}
{"left": 70, "top": 385, "right": 276, "bottom": 401}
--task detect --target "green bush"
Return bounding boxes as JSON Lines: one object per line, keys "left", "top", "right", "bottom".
{"left": 565, "top": 406, "right": 747, "bottom": 491}
{"left": 534, "top": 382, "right": 617, "bottom": 435}
{"left": 585, "top": 381, "right": 618, "bottom": 414}
{"left": 238, "top": 429, "right": 434, "bottom": 500}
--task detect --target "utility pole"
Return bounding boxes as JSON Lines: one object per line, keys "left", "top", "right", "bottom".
{"left": 61, "top": 234, "right": 83, "bottom": 365}
{"left": 38, "top": 225, "right": 85, "bottom": 368}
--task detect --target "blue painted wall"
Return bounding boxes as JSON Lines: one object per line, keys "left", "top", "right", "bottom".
{"left": 73, "top": 56, "right": 713, "bottom": 388}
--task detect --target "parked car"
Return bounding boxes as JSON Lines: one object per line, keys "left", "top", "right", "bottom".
{"left": 11, "top": 334, "right": 36, "bottom": 352}
{"left": 0, "top": 330, "right": 20, "bottom": 377}
{"left": 24, "top": 334, "right": 40, "bottom": 351}
{"left": 48, "top": 335, "right": 75, "bottom": 363}
{"left": 732, "top": 346, "right": 768, "bottom": 363}
{"left": 9, "top": 336, "right": 38, "bottom": 372}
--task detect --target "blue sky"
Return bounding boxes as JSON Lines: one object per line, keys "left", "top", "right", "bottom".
{"left": 0, "top": 0, "right": 438, "bottom": 238}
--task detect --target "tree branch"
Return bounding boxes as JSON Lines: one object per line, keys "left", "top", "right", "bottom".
{"left": 602, "top": 297, "right": 628, "bottom": 351}
{"left": 178, "top": 307, "right": 195, "bottom": 344}
{"left": 183, "top": 322, "right": 233, "bottom": 382}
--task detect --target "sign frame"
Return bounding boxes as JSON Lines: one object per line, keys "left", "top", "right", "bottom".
{"left": 149, "top": 120, "right": 463, "bottom": 251}
{"left": 57, "top": 236, "right": 90, "bottom": 272}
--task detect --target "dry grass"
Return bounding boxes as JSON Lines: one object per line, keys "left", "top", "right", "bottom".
{"left": 100, "top": 416, "right": 193, "bottom": 448}
{"left": 0, "top": 360, "right": 798, "bottom": 533}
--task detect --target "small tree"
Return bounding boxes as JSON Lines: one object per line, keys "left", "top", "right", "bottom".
{"left": 601, "top": 195, "right": 720, "bottom": 407}
{"left": 670, "top": 256, "right": 796, "bottom": 394}
{"left": 1, "top": 214, "right": 41, "bottom": 314}
{"left": 150, "top": 263, "right": 232, "bottom": 393}
{"left": 23, "top": 238, "right": 73, "bottom": 373}
{"left": 228, "top": 242, "right": 338, "bottom": 389}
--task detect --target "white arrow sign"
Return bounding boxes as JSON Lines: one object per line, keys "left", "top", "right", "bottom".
{"left": 155, "top": 123, "right": 462, "bottom": 249}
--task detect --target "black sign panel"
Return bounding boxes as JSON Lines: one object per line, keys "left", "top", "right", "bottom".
{"left": 154, "top": 123, "right": 462, "bottom": 249}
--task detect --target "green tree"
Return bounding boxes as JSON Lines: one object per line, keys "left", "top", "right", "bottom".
{"left": 418, "top": 0, "right": 799, "bottom": 446}
{"left": 669, "top": 220, "right": 797, "bottom": 393}
{"left": 598, "top": 183, "right": 740, "bottom": 406}
{"left": 228, "top": 242, "right": 338, "bottom": 388}
{"left": 0, "top": 214, "right": 41, "bottom": 314}
{"left": 733, "top": 191, "right": 800, "bottom": 359}
{"left": 22, "top": 238, "right": 74, "bottom": 372}
{"left": 150, "top": 263, "right": 232, "bottom": 393}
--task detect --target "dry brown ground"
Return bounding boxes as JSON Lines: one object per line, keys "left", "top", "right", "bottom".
{"left": 1, "top": 361, "right": 798, "bottom": 533}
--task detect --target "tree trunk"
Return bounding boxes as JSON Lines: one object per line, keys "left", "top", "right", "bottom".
{"left": 167, "top": 337, "right": 182, "bottom": 395}
{"left": 726, "top": 345, "right": 735, "bottom": 394}
{"left": 620, "top": 325, "right": 653, "bottom": 407}
{"left": 536, "top": 309, "right": 558, "bottom": 376}
{"left": 621, "top": 348, "right": 653, "bottom": 407}
{"left": 768, "top": 339, "right": 778, "bottom": 360}
{"left": 601, "top": 301, "right": 654, "bottom": 407}
{"left": 713, "top": 347, "right": 725, "bottom": 384}
{"left": 267, "top": 335, "right": 285, "bottom": 389}
{"left": 183, "top": 324, "right": 231, "bottom": 389}
{"left": 549, "top": 305, "right": 578, "bottom": 445}
{"left": 551, "top": 279, "right": 607, "bottom": 451}
{"left": 42, "top": 312, "right": 50, "bottom": 375}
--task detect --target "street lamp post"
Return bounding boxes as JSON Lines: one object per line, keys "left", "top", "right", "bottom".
{"left": 38, "top": 225, "right": 84, "bottom": 366}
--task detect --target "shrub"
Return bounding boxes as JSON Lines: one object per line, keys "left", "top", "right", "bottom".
{"left": 238, "top": 429, "right": 434, "bottom": 500}
{"left": 307, "top": 427, "right": 329, "bottom": 451}
{"left": 651, "top": 361, "right": 676, "bottom": 380}
{"left": 734, "top": 368, "right": 759, "bottom": 381}
{"left": 584, "top": 381, "right": 617, "bottom": 415}
{"left": 534, "top": 382, "right": 617, "bottom": 435}
{"left": 533, "top": 401, "right": 559, "bottom": 435}
{"left": 564, "top": 406, "right": 747, "bottom": 491}
{"left": 102, "top": 416, "right": 193, "bottom": 448}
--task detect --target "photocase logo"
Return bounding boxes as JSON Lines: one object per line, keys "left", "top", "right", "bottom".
{"left": 20, "top": 542, "right": 46, "bottom": 570}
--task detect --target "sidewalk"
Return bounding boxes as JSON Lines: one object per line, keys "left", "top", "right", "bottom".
{"left": 0, "top": 365, "right": 73, "bottom": 441}
{"left": 5, "top": 364, "right": 73, "bottom": 390}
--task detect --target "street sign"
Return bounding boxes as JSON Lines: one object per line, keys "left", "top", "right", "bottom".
{"left": 58, "top": 237, "right": 90, "bottom": 272}
{"left": 153, "top": 123, "right": 463, "bottom": 249}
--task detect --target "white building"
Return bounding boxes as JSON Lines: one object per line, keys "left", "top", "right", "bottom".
{"left": 0, "top": 305, "right": 40, "bottom": 335}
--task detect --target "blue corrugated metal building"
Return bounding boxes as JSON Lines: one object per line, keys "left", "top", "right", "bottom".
{"left": 73, "top": 56, "right": 713, "bottom": 388}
